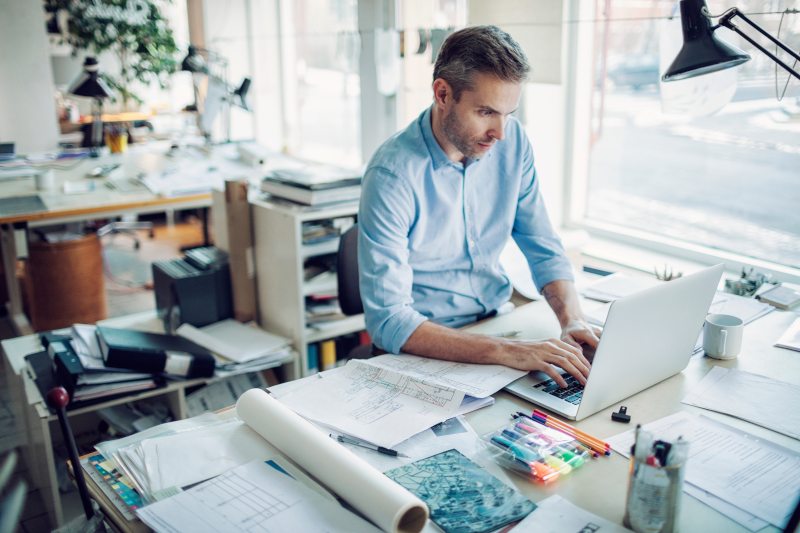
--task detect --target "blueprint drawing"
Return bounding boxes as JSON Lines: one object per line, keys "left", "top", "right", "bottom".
{"left": 279, "top": 360, "right": 466, "bottom": 448}
{"left": 385, "top": 449, "right": 535, "bottom": 533}
{"left": 365, "top": 353, "right": 526, "bottom": 398}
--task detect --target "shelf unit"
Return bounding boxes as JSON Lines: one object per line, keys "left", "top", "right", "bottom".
{"left": 251, "top": 197, "right": 365, "bottom": 377}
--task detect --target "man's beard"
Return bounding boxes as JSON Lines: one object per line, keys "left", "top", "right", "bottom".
{"left": 442, "top": 107, "right": 492, "bottom": 160}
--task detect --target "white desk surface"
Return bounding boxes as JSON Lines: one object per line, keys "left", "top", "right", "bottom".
{"left": 463, "top": 300, "right": 800, "bottom": 533}
{"left": 0, "top": 142, "right": 258, "bottom": 226}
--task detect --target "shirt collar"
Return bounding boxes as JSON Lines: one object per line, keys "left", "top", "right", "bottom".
{"left": 420, "top": 105, "right": 492, "bottom": 171}
{"left": 420, "top": 106, "right": 454, "bottom": 171}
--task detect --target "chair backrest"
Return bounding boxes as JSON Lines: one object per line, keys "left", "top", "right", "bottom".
{"left": 337, "top": 224, "right": 363, "bottom": 316}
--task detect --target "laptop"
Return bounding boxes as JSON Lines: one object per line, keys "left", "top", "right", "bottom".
{"left": 504, "top": 263, "right": 724, "bottom": 421}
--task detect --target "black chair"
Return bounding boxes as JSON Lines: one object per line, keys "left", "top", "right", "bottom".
{"left": 336, "top": 225, "right": 371, "bottom": 359}
{"left": 337, "top": 224, "right": 363, "bottom": 316}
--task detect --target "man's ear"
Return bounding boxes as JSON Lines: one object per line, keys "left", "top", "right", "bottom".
{"left": 432, "top": 78, "right": 451, "bottom": 109}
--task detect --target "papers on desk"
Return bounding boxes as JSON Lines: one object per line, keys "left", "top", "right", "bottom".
{"left": 140, "top": 159, "right": 256, "bottom": 198}
{"left": 514, "top": 495, "right": 631, "bottom": 533}
{"left": 279, "top": 359, "right": 467, "bottom": 448}
{"left": 137, "top": 459, "right": 382, "bottom": 533}
{"left": 775, "top": 317, "right": 800, "bottom": 352}
{"left": 582, "top": 274, "right": 663, "bottom": 302}
{"left": 176, "top": 320, "right": 291, "bottom": 376}
{"left": 606, "top": 411, "right": 800, "bottom": 529}
{"left": 184, "top": 372, "right": 267, "bottom": 417}
{"left": 682, "top": 366, "right": 800, "bottom": 440}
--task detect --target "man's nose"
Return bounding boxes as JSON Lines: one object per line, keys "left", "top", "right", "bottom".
{"left": 490, "top": 115, "right": 506, "bottom": 141}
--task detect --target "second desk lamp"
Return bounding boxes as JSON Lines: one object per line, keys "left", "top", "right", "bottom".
{"left": 68, "top": 57, "right": 113, "bottom": 158}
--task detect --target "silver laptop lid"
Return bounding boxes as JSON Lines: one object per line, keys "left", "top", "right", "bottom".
{"left": 574, "top": 263, "right": 724, "bottom": 421}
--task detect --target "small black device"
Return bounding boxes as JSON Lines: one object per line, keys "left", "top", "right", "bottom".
{"left": 40, "top": 332, "right": 83, "bottom": 397}
{"left": 152, "top": 247, "right": 233, "bottom": 333}
{"left": 612, "top": 406, "right": 631, "bottom": 423}
{"left": 0, "top": 143, "right": 14, "bottom": 161}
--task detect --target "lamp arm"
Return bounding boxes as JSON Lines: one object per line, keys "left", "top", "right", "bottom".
{"left": 715, "top": 8, "right": 800, "bottom": 81}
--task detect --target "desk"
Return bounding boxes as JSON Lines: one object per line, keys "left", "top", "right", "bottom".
{"left": 2, "top": 311, "right": 295, "bottom": 528}
{"left": 76, "top": 300, "right": 800, "bottom": 533}
{"left": 0, "top": 141, "right": 250, "bottom": 336}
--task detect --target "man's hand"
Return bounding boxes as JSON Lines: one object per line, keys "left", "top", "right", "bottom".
{"left": 560, "top": 319, "right": 602, "bottom": 351}
{"left": 497, "top": 338, "right": 591, "bottom": 388}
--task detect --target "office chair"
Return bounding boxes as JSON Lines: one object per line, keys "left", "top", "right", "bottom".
{"left": 0, "top": 452, "right": 26, "bottom": 533}
{"left": 336, "top": 225, "right": 371, "bottom": 359}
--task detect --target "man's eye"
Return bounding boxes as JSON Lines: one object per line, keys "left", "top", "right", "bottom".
{"left": 481, "top": 111, "right": 492, "bottom": 116}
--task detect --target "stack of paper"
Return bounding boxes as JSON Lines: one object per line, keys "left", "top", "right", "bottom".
{"left": 277, "top": 353, "right": 524, "bottom": 448}
{"left": 682, "top": 366, "right": 800, "bottom": 440}
{"left": 775, "top": 317, "right": 800, "bottom": 352}
{"left": 176, "top": 319, "right": 291, "bottom": 377}
{"left": 606, "top": 411, "right": 799, "bottom": 530}
{"left": 582, "top": 274, "right": 663, "bottom": 302}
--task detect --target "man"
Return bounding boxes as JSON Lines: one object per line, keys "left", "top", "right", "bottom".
{"left": 358, "top": 26, "right": 600, "bottom": 388}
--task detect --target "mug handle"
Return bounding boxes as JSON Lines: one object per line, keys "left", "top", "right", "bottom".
{"left": 718, "top": 330, "right": 727, "bottom": 357}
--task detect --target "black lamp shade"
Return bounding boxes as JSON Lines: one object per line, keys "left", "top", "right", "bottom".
{"left": 232, "top": 78, "right": 252, "bottom": 111}
{"left": 68, "top": 57, "right": 113, "bottom": 99}
{"left": 662, "top": 0, "right": 750, "bottom": 82}
{"left": 182, "top": 46, "right": 208, "bottom": 74}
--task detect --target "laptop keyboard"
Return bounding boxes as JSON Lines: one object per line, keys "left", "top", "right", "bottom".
{"left": 533, "top": 375, "right": 584, "bottom": 404}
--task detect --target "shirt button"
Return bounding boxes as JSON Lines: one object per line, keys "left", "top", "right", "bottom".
{"left": 465, "top": 205, "right": 470, "bottom": 212}
{"left": 469, "top": 240, "right": 475, "bottom": 247}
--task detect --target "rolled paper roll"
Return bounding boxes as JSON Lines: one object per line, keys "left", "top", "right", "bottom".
{"left": 236, "top": 388, "right": 428, "bottom": 533}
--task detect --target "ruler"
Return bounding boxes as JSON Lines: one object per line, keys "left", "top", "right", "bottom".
{"left": 80, "top": 457, "right": 137, "bottom": 521}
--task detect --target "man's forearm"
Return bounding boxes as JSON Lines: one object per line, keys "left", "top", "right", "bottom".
{"left": 401, "top": 321, "right": 507, "bottom": 364}
{"left": 540, "top": 280, "right": 585, "bottom": 328}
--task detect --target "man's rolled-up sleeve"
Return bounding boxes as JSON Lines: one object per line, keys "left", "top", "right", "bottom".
{"left": 512, "top": 141, "right": 574, "bottom": 291}
{"left": 358, "top": 167, "right": 428, "bottom": 353}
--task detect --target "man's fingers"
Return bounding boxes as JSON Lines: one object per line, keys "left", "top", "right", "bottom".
{"left": 537, "top": 362, "right": 568, "bottom": 388}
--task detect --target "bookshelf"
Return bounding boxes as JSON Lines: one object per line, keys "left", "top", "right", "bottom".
{"left": 251, "top": 197, "right": 366, "bottom": 377}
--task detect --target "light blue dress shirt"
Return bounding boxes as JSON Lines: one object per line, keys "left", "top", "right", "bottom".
{"left": 358, "top": 106, "right": 573, "bottom": 354}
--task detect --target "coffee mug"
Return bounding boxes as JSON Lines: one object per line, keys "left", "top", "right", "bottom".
{"left": 703, "top": 313, "right": 744, "bottom": 360}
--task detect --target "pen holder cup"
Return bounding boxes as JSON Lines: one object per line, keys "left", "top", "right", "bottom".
{"left": 623, "top": 457, "right": 685, "bottom": 533}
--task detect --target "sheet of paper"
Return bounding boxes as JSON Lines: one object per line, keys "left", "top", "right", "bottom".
{"left": 513, "top": 494, "right": 630, "bottom": 533}
{"left": 268, "top": 373, "right": 322, "bottom": 398}
{"left": 582, "top": 274, "right": 663, "bottom": 302}
{"left": 136, "top": 460, "right": 382, "bottom": 533}
{"left": 363, "top": 353, "right": 526, "bottom": 399}
{"left": 606, "top": 411, "right": 800, "bottom": 528}
{"left": 177, "top": 319, "right": 290, "bottom": 363}
{"left": 775, "top": 317, "right": 800, "bottom": 352}
{"left": 683, "top": 483, "right": 769, "bottom": 531}
{"left": 682, "top": 366, "right": 800, "bottom": 439}
{"left": 279, "top": 359, "right": 465, "bottom": 448}
{"left": 141, "top": 419, "right": 281, "bottom": 493}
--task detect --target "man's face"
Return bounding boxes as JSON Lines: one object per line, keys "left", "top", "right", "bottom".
{"left": 441, "top": 72, "right": 523, "bottom": 160}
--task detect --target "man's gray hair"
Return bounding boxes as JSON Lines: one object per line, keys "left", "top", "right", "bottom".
{"left": 433, "top": 25, "right": 530, "bottom": 101}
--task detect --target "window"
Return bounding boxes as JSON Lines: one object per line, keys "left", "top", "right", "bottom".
{"left": 286, "top": 0, "right": 361, "bottom": 167}
{"left": 584, "top": 1, "right": 800, "bottom": 269}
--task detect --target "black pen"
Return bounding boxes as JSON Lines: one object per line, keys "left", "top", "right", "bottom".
{"left": 330, "top": 434, "right": 409, "bottom": 457}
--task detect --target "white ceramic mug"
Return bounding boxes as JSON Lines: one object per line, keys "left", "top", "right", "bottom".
{"left": 703, "top": 313, "right": 744, "bottom": 360}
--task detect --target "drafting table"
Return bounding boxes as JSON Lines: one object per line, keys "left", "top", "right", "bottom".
{"left": 0, "top": 142, "right": 248, "bottom": 336}
{"left": 71, "top": 299, "right": 800, "bottom": 533}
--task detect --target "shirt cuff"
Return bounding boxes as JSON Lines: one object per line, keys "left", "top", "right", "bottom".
{"left": 378, "top": 311, "right": 429, "bottom": 355}
{"left": 530, "top": 255, "right": 575, "bottom": 292}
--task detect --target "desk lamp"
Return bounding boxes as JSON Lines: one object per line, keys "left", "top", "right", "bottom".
{"left": 662, "top": 0, "right": 800, "bottom": 83}
{"left": 68, "top": 57, "right": 113, "bottom": 158}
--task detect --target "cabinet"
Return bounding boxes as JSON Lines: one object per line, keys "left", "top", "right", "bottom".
{"left": 251, "top": 198, "right": 365, "bottom": 377}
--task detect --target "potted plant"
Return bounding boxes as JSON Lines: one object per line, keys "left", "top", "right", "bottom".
{"left": 45, "top": 0, "right": 179, "bottom": 113}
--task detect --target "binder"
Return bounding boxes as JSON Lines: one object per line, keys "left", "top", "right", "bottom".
{"left": 96, "top": 327, "right": 216, "bottom": 378}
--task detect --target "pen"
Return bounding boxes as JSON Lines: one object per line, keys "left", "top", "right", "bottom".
{"left": 489, "top": 331, "right": 522, "bottom": 338}
{"left": 329, "top": 434, "right": 409, "bottom": 458}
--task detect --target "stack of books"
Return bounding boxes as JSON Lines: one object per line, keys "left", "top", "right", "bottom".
{"left": 260, "top": 165, "right": 362, "bottom": 206}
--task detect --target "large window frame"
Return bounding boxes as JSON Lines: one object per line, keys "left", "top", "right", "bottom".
{"left": 561, "top": 0, "right": 800, "bottom": 284}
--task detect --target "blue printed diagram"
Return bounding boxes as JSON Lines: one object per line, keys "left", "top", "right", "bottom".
{"left": 385, "top": 449, "right": 535, "bottom": 533}
{"left": 343, "top": 363, "right": 459, "bottom": 423}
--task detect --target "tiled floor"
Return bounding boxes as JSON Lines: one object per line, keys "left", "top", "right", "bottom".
{"left": 0, "top": 219, "right": 204, "bottom": 533}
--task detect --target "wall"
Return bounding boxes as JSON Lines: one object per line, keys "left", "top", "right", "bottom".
{"left": 0, "top": 0, "right": 60, "bottom": 153}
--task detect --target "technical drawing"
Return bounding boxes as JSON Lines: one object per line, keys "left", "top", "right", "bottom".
{"left": 187, "top": 470, "right": 294, "bottom": 532}
{"left": 385, "top": 449, "right": 535, "bottom": 533}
